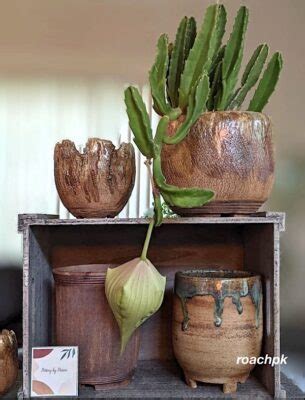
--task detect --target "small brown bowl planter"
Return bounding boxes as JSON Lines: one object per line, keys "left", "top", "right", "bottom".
{"left": 162, "top": 111, "right": 274, "bottom": 216}
{"left": 53, "top": 265, "right": 140, "bottom": 390}
{"left": 172, "top": 269, "right": 263, "bottom": 394}
{"left": 54, "top": 138, "right": 135, "bottom": 218}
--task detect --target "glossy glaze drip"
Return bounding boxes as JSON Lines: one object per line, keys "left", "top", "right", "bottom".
{"left": 174, "top": 270, "right": 262, "bottom": 330}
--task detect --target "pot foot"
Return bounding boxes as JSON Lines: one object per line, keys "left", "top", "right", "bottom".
{"left": 171, "top": 200, "right": 264, "bottom": 216}
{"left": 184, "top": 374, "right": 197, "bottom": 389}
{"left": 223, "top": 382, "right": 237, "bottom": 393}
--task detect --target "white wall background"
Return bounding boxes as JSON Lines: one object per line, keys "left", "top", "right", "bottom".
{"left": 0, "top": 76, "right": 154, "bottom": 264}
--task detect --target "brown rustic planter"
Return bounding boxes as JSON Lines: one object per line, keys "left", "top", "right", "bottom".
{"left": 172, "top": 270, "right": 263, "bottom": 393}
{"left": 54, "top": 138, "right": 135, "bottom": 218}
{"left": 0, "top": 330, "right": 18, "bottom": 395}
{"left": 162, "top": 111, "right": 274, "bottom": 215}
{"left": 53, "top": 265, "right": 140, "bottom": 390}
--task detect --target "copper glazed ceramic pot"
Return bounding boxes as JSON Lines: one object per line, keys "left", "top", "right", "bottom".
{"left": 53, "top": 265, "right": 140, "bottom": 390}
{"left": 162, "top": 111, "right": 274, "bottom": 215}
{"left": 172, "top": 270, "right": 263, "bottom": 393}
{"left": 0, "top": 330, "right": 18, "bottom": 395}
{"left": 54, "top": 138, "right": 135, "bottom": 218}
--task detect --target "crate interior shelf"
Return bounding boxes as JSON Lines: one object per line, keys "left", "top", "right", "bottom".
{"left": 18, "top": 212, "right": 286, "bottom": 398}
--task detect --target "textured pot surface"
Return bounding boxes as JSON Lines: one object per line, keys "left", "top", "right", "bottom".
{"left": 54, "top": 265, "right": 140, "bottom": 390}
{"left": 162, "top": 112, "right": 274, "bottom": 215}
{"left": 172, "top": 270, "right": 263, "bottom": 393}
{"left": 0, "top": 330, "right": 18, "bottom": 395}
{"left": 54, "top": 138, "right": 135, "bottom": 218}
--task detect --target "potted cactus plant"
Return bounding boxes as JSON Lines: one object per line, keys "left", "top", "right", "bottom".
{"left": 126, "top": 3, "right": 283, "bottom": 216}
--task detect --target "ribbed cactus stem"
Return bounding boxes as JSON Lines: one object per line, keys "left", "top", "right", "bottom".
{"left": 217, "top": 6, "right": 249, "bottom": 110}
{"left": 179, "top": 4, "right": 226, "bottom": 110}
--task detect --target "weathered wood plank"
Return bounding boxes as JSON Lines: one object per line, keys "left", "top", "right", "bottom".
{"left": 22, "top": 227, "right": 30, "bottom": 399}
{"left": 23, "top": 227, "right": 53, "bottom": 398}
{"left": 78, "top": 360, "right": 272, "bottom": 398}
{"left": 8, "top": 369, "right": 303, "bottom": 399}
{"left": 18, "top": 212, "right": 285, "bottom": 231}
{"left": 243, "top": 224, "right": 282, "bottom": 398}
{"left": 18, "top": 214, "right": 59, "bottom": 232}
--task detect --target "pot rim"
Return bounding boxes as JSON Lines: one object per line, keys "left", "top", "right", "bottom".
{"left": 202, "top": 110, "right": 269, "bottom": 117}
{"left": 53, "top": 264, "right": 116, "bottom": 284}
{"left": 55, "top": 138, "right": 133, "bottom": 157}
{"left": 176, "top": 269, "right": 260, "bottom": 281}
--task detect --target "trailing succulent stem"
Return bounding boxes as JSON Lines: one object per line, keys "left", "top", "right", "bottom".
{"left": 140, "top": 219, "right": 155, "bottom": 261}
{"left": 124, "top": 89, "right": 214, "bottom": 227}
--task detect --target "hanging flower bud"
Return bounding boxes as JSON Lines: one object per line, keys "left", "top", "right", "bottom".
{"left": 105, "top": 256, "right": 166, "bottom": 352}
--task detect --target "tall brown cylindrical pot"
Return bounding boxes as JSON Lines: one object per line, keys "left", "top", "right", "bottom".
{"left": 172, "top": 270, "right": 263, "bottom": 393}
{"left": 162, "top": 111, "right": 274, "bottom": 215}
{"left": 53, "top": 265, "right": 140, "bottom": 390}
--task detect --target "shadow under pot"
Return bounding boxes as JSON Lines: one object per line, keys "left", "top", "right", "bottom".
{"left": 53, "top": 265, "right": 140, "bottom": 390}
{"left": 162, "top": 111, "right": 274, "bottom": 215}
{"left": 172, "top": 269, "right": 263, "bottom": 394}
{"left": 54, "top": 138, "right": 135, "bottom": 218}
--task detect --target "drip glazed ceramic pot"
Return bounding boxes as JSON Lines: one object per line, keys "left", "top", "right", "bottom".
{"left": 0, "top": 330, "right": 18, "bottom": 395}
{"left": 172, "top": 270, "right": 263, "bottom": 393}
{"left": 54, "top": 138, "right": 135, "bottom": 218}
{"left": 53, "top": 265, "right": 140, "bottom": 390}
{"left": 162, "top": 111, "right": 274, "bottom": 215}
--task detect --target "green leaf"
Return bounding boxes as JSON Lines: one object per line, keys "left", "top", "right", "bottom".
{"left": 229, "top": 44, "right": 269, "bottom": 109}
{"left": 217, "top": 6, "right": 249, "bottom": 110}
{"left": 164, "top": 74, "right": 209, "bottom": 145}
{"left": 179, "top": 4, "right": 226, "bottom": 110}
{"left": 124, "top": 87, "right": 154, "bottom": 158}
{"left": 248, "top": 52, "right": 283, "bottom": 112}
{"left": 149, "top": 34, "right": 173, "bottom": 116}
{"left": 167, "top": 17, "right": 196, "bottom": 108}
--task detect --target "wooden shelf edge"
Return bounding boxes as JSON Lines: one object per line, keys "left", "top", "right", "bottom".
{"left": 17, "top": 212, "right": 286, "bottom": 232}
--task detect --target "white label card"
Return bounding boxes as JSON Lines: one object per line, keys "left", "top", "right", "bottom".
{"left": 31, "top": 346, "right": 78, "bottom": 397}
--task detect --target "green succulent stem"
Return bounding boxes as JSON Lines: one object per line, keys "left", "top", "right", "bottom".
{"left": 140, "top": 219, "right": 155, "bottom": 261}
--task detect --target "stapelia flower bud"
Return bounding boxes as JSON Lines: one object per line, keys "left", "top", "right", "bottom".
{"left": 105, "top": 257, "right": 166, "bottom": 352}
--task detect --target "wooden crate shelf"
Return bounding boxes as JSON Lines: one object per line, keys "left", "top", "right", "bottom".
{"left": 18, "top": 212, "right": 285, "bottom": 398}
